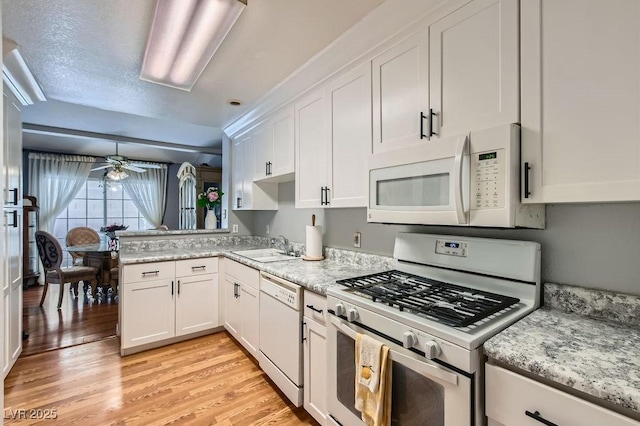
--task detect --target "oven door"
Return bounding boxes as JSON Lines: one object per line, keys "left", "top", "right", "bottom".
{"left": 327, "top": 316, "right": 472, "bottom": 426}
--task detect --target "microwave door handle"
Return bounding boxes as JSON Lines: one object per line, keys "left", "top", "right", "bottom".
{"left": 329, "top": 316, "right": 458, "bottom": 386}
{"left": 454, "top": 134, "right": 469, "bottom": 225}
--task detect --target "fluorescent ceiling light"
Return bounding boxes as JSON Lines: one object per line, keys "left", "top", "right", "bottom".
{"left": 140, "top": 0, "right": 246, "bottom": 91}
{"left": 2, "top": 39, "right": 46, "bottom": 105}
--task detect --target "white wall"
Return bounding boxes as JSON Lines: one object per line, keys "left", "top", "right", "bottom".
{"left": 254, "top": 182, "right": 640, "bottom": 295}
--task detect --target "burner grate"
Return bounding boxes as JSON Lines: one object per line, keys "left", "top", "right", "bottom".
{"left": 336, "top": 270, "right": 520, "bottom": 327}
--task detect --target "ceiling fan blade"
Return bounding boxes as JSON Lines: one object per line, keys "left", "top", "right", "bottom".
{"left": 130, "top": 163, "right": 161, "bottom": 169}
{"left": 90, "top": 165, "right": 112, "bottom": 171}
{"left": 122, "top": 165, "right": 147, "bottom": 173}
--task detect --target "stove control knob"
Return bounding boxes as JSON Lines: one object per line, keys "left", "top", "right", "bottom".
{"left": 334, "top": 303, "right": 346, "bottom": 317}
{"left": 402, "top": 331, "right": 417, "bottom": 349}
{"left": 346, "top": 308, "right": 359, "bottom": 322}
{"left": 424, "top": 341, "right": 441, "bottom": 359}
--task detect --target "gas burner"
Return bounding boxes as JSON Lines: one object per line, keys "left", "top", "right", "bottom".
{"left": 336, "top": 270, "right": 520, "bottom": 327}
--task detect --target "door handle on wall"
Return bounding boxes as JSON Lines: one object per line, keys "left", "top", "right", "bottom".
{"left": 8, "top": 188, "right": 18, "bottom": 205}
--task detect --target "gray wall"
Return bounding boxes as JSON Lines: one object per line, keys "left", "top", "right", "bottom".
{"left": 253, "top": 181, "right": 640, "bottom": 295}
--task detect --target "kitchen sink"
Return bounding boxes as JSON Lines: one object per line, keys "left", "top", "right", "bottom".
{"left": 232, "top": 248, "right": 300, "bottom": 263}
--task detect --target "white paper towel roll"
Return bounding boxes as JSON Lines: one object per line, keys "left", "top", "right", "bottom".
{"left": 305, "top": 225, "right": 323, "bottom": 259}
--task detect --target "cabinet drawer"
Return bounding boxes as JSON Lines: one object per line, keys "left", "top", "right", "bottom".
{"left": 303, "top": 290, "right": 328, "bottom": 326}
{"left": 123, "top": 261, "right": 175, "bottom": 284}
{"left": 225, "top": 259, "right": 260, "bottom": 290}
{"left": 175, "top": 257, "right": 218, "bottom": 277}
{"left": 485, "top": 364, "right": 638, "bottom": 426}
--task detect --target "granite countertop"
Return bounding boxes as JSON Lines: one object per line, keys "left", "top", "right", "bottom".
{"left": 484, "top": 283, "right": 640, "bottom": 415}
{"left": 119, "top": 243, "right": 393, "bottom": 295}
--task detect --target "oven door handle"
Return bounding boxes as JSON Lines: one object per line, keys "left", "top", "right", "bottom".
{"left": 454, "top": 133, "right": 469, "bottom": 225}
{"left": 330, "top": 317, "right": 458, "bottom": 386}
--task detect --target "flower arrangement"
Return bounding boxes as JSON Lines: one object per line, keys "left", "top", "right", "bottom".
{"left": 197, "top": 187, "right": 224, "bottom": 210}
{"left": 100, "top": 223, "right": 129, "bottom": 239}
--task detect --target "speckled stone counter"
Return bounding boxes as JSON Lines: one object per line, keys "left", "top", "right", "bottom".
{"left": 118, "top": 239, "right": 394, "bottom": 295}
{"left": 484, "top": 283, "right": 640, "bottom": 415}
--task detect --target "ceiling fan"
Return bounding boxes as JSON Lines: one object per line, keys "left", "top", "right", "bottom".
{"left": 91, "top": 143, "right": 161, "bottom": 180}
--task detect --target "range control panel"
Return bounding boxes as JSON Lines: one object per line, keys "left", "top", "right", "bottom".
{"left": 471, "top": 149, "right": 506, "bottom": 210}
{"left": 435, "top": 239, "right": 469, "bottom": 257}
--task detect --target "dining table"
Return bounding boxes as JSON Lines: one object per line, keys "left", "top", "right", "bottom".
{"left": 65, "top": 243, "right": 119, "bottom": 297}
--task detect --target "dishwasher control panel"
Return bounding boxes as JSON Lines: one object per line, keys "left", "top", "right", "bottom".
{"left": 260, "top": 273, "right": 301, "bottom": 310}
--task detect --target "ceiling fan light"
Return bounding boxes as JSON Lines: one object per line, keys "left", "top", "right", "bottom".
{"left": 140, "top": 0, "right": 246, "bottom": 91}
{"left": 107, "top": 169, "right": 129, "bottom": 181}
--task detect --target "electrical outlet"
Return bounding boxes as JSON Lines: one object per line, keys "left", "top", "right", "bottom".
{"left": 266, "top": 224, "right": 270, "bottom": 234}
{"left": 232, "top": 224, "right": 239, "bottom": 233}
{"left": 353, "top": 232, "right": 361, "bottom": 248}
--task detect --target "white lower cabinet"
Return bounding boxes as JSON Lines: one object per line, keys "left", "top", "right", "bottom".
{"left": 223, "top": 259, "right": 260, "bottom": 359}
{"left": 485, "top": 364, "right": 639, "bottom": 426}
{"left": 303, "top": 291, "right": 329, "bottom": 425}
{"left": 121, "top": 257, "right": 219, "bottom": 354}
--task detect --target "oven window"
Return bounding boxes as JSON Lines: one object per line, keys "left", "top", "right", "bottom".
{"left": 336, "top": 332, "right": 445, "bottom": 425}
{"left": 376, "top": 173, "right": 450, "bottom": 207}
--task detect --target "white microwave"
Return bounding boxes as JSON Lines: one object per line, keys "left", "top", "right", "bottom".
{"left": 368, "top": 124, "right": 545, "bottom": 228}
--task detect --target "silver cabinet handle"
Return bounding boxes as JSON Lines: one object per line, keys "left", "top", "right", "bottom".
{"left": 142, "top": 270, "right": 160, "bottom": 276}
{"left": 191, "top": 265, "right": 206, "bottom": 270}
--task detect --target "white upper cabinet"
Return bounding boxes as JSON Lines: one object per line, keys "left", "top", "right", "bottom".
{"left": 521, "top": 0, "right": 640, "bottom": 203}
{"left": 372, "top": 29, "right": 429, "bottom": 155}
{"left": 253, "top": 122, "right": 272, "bottom": 181}
{"left": 253, "top": 106, "right": 295, "bottom": 182}
{"left": 295, "top": 89, "right": 329, "bottom": 208}
{"left": 232, "top": 124, "right": 278, "bottom": 211}
{"left": 429, "top": 0, "right": 519, "bottom": 139}
{"left": 326, "top": 62, "right": 371, "bottom": 208}
{"left": 371, "top": 0, "right": 517, "bottom": 156}
{"left": 295, "top": 63, "right": 371, "bottom": 208}
{"left": 270, "top": 106, "right": 295, "bottom": 179}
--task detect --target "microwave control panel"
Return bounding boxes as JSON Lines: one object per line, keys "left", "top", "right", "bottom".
{"left": 471, "top": 149, "right": 506, "bottom": 210}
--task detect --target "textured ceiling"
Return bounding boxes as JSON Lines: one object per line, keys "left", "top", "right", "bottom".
{"left": 2, "top": 0, "right": 385, "bottom": 163}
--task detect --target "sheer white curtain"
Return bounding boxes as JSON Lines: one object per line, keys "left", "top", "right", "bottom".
{"left": 121, "top": 163, "right": 168, "bottom": 228}
{"left": 28, "top": 153, "right": 96, "bottom": 232}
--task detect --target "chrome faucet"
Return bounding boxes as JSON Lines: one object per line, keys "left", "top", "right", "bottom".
{"left": 271, "top": 234, "right": 291, "bottom": 254}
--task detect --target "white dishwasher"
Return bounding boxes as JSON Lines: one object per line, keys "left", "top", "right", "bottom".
{"left": 258, "top": 272, "right": 303, "bottom": 406}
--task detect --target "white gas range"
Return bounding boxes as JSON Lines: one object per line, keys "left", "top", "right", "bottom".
{"left": 326, "top": 232, "right": 541, "bottom": 426}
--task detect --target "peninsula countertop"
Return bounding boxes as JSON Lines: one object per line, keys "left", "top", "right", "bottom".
{"left": 484, "top": 283, "right": 640, "bottom": 416}
{"left": 119, "top": 244, "right": 394, "bottom": 295}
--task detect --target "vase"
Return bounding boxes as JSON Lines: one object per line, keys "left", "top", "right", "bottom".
{"left": 205, "top": 208, "right": 217, "bottom": 229}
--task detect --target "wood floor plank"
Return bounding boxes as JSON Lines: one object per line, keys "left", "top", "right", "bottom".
{"left": 4, "top": 332, "right": 318, "bottom": 425}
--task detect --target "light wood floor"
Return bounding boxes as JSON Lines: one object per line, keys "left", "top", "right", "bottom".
{"left": 22, "top": 283, "right": 118, "bottom": 356}
{"left": 4, "top": 331, "right": 318, "bottom": 425}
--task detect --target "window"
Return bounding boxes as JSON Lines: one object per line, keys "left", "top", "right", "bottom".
{"left": 53, "top": 178, "right": 149, "bottom": 266}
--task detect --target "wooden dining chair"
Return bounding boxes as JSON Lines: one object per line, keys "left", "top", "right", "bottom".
{"left": 35, "top": 231, "right": 100, "bottom": 309}
{"left": 65, "top": 226, "right": 100, "bottom": 265}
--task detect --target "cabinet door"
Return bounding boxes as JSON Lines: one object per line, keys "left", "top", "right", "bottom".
{"left": 223, "top": 275, "right": 241, "bottom": 339}
{"left": 303, "top": 317, "right": 328, "bottom": 426}
{"left": 295, "top": 89, "right": 329, "bottom": 208}
{"left": 3, "top": 88, "right": 22, "bottom": 208}
{"left": 3, "top": 293, "right": 9, "bottom": 378}
{"left": 326, "top": 63, "right": 371, "bottom": 208}
{"left": 253, "top": 122, "right": 272, "bottom": 181}
{"left": 372, "top": 29, "right": 429, "bottom": 154}
{"left": 240, "top": 283, "right": 260, "bottom": 359}
{"left": 121, "top": 279, "right": 175, "bottom": 349}
{"left": 521, "top": 0, "right": 640, "bottom": 203}
{"left": 271, "top": 106, "right": 295, "bottom": 178}
{"left": 231, "top": 138, "right": 244, "bottom": 210}
{"left": 175, "top": 273, "right": 218, "bottom": 336}
{"left": 429, "top": 0, "right": 518, "bottom": 139}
